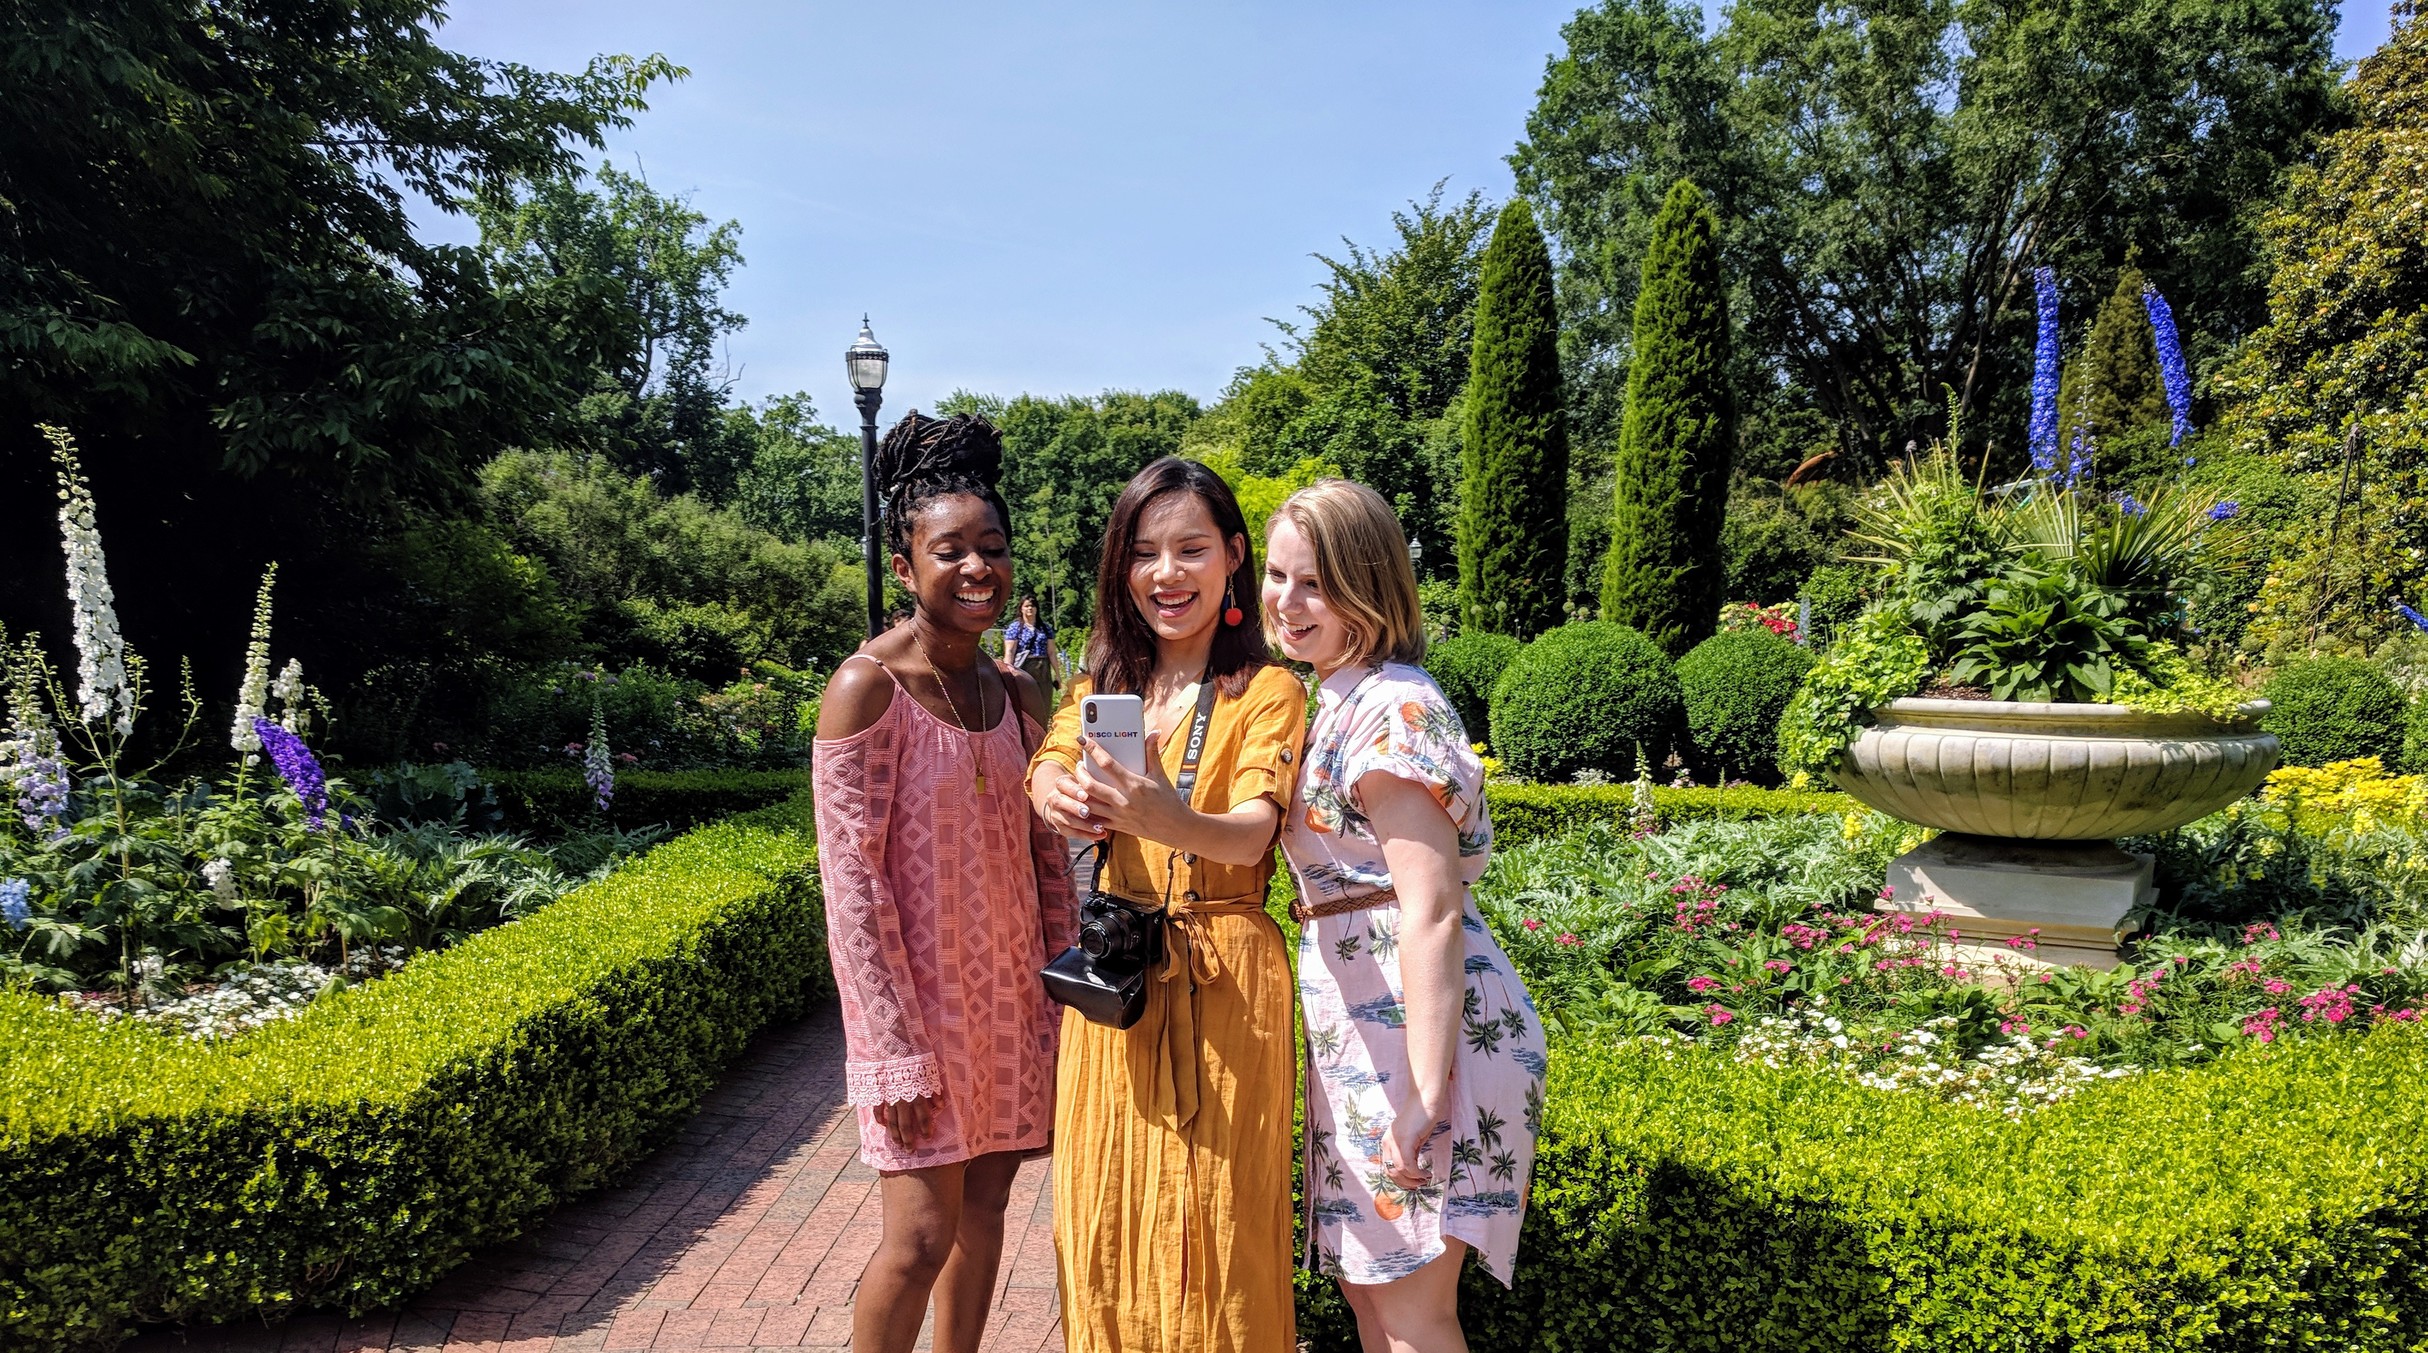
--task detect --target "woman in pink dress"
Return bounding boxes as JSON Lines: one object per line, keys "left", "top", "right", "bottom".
{"left": 812, "top": 412, "right": 1077, "bottom": 1353}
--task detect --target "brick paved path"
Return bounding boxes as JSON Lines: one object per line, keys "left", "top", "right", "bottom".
{"left": 129, "top": 1004, "right": 1063, "bottom": 1353}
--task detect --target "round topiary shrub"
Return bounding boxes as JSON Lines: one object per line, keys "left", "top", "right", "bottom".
{"left": 1676, "top": 629, "right": 1814, "bottom": 785}
{"left": 1488, "top": 622, "right": 1682, "bottom": 784}
{"left": 1423, "top": 631, "right": 1523, "bottom": 742}
{"left": 2259, "top": 657, "right": 2406, "bottom": 767}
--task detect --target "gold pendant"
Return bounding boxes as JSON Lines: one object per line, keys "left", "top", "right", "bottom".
{"left": 976, "top": 770, "right": 988, "bottom": 795}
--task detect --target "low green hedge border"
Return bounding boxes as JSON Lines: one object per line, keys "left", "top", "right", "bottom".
{"left": 485, "top": 767, "right": 810, "bottom": 833}
{"left": 1485, "top": 782, "right": 1853, "bottom": 847}
{"left": 0, "top": 793, "right": 828, "bottom": 1352}
{"left": 1295, "top": 1022, "right": 2428, "bottom": 1351}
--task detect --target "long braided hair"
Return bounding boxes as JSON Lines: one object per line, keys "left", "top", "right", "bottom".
{"left": 873, "top": 411, "right": 1010, "bottom": 557}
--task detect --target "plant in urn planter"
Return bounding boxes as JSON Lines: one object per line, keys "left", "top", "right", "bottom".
{"left": 1781, "top": 326, "right": 2275, "bottom": 967}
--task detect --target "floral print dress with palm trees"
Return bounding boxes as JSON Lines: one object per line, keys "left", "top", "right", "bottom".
{"left": 1281, "top": 661, "right": 1546, "bottom": 1287}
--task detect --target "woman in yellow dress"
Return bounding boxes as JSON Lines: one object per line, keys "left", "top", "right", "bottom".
{"left": 1026, "top": 456, "right": 1305, "bottom": 1352}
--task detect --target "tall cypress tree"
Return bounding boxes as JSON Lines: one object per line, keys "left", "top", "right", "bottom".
{"left": 1602, "top": 179, "right": 1733, "bottom": 655}
{"left": 1456, "top": 199, "right": 1569, "bottom": 638}
{"left": 2057, "top": 263, "right": 2169, "bottom": 477}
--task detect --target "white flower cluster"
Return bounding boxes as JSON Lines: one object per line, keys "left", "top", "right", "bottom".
{"left": 1735, "top": 1010, "right": 2135, "bottom": 1118}
{"left": 66, "top": 946, "right": 408, "bottom": 1041}
{"left": 232, "top": 568, "right": 276, "bottom": 757}
{"left": 273, "top": 658, "right": 308, "bottom": 731}
{"left": 47, "top": 431, "right": 135, "bottom": 735}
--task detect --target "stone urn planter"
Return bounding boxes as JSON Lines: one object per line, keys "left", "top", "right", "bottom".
{"left": 1835, "top": 698, "right": 2279, "bottom": 968}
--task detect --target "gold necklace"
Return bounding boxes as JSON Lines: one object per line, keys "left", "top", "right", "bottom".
{"left": 912, "top": 628, "right": 989, "bottom": 795}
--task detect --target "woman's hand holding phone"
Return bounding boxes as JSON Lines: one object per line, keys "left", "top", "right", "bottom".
{"left": 1071, "top": 731, "right": 1184, "bottom": 841}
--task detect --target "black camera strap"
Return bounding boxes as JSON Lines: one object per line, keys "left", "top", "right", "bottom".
{"left": 1091, "top": 671, "right": 1220, "bottom": 875}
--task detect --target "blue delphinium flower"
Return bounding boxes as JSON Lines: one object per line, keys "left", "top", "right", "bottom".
{"left": 2029, "top": 267, "right": 2061, "bottom": 475}
{"left": 2111, "top": 491, "right": 2147, "bottom": 517}
{"left": 2400, "top": 602, "right": 2428, "bottom": 634}
{"left": 2142, "top": 284, "right": 2195, "bottom": 446}
{"left": 584, "top": 700, "right": 615, "bottom": 813}
{"left": 8, "top": 738, "right": 68, "bottom": 841}
{"left": 1, "top": 878, "right": 30, "bottom": 931}
{"left": 254, "top": 717, "right": 329, "bottom": 830}
{"left": 2208, "top": 501, "right": 2241, "bottom": 522}
{"left": 2066, "top": 425, "right": 2095, "bottom": 488}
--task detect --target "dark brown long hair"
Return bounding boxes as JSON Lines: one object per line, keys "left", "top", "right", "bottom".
{"left": 1086, "top": 456, "right": 1266, "bottom": 700}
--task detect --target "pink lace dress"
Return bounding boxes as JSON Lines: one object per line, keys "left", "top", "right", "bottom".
{"left": 812, "top": 660, "right": 1079, "bottom": 1172}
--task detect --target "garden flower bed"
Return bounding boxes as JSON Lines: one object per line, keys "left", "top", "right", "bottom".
{"left": 0, "top": 793, "right": 827, "bottom": 1352}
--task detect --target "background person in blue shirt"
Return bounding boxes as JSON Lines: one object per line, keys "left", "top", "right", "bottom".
{"left": 1003, "top": 594, "right": 1061, "bottom": 709}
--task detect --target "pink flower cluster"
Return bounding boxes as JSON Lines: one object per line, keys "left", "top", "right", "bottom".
{"left": 1669, "top": 875, "right": 1728, "bottom": 934}
{"left": 2298, "top": 984, "right": 2358, "bottom": 1025}
{"left": 2241, "top": 922, "right": 2280, "bottom": 946}
{"left": 2244, "top": 1007, "right": 2283, "bottom": 1043}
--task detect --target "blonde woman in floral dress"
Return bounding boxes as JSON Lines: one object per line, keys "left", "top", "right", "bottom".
{"left": 1263, "top": 479, "right": 1545, "bottom": 1352}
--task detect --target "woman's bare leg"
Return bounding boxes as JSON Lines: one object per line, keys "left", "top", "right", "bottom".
{"left": 853, "top": 1161, "right": 967, "bottom": 1353}
{"left": 930, "top": 1150, "right": 1024, "bottom": 1353}
{"left": 1341, "top": 1237, "right": 1470, "bottom": 1353}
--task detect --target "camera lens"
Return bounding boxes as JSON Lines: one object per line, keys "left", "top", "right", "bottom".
{"left": 1079, "top": 920, "right": 1113, "bottom": 959}
{"left": 1085, "top": 701, "right": 1097, "bottom": 723}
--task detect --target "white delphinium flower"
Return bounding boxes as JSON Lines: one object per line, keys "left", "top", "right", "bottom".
{"left": 232, "top": 567, "right": 277, "bottom": 758}
{"left": 44, "top": 427, "right": 134, "bottom": 735}
{"left": 272, "top": 658, "right": 308, "bottom": 733}
{"left": 202, "top": 858, "right": 238, "bottom": 909}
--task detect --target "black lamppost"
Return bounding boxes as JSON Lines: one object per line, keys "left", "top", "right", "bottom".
{"left": 846, "top": 317, "right": 890, "bottom": 638}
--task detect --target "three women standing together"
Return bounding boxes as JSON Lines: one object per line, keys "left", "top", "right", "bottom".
{"left": 813, "top": 413, "right": 1543, "bottom": 1353}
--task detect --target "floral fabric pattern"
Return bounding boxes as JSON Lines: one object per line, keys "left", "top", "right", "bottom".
{"left": 1281, "top": 662, "right": 1544, "bottom": 1287}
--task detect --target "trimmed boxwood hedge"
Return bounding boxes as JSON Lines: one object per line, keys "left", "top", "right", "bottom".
{"left": 1485, "top": 782, "right": 1852, "bottom": 847}
{"left": 0, "top": 794, "right": 828, "bottom": 1352}
{"left": 1297, "top": 1026, "right": 2428, "bottom": 1350}
{"left": 485, "top": 767, "right": 810, "bottom": 832}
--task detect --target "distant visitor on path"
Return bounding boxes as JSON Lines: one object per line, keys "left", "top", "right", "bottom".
{"left": 1027, "top": 456, "right": 1307, "bottom": 1352}
{"left": 811, "top": 411, "right": 1078, "bottom": 1353}
{"left": 1266, "top": 479, "right": 1545, "bottom": 1353}
{"left": 1004, "top": 593, "right": 1061, "bottom": 710}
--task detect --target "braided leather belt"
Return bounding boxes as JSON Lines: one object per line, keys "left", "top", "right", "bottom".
{"left": 1289, "top": 886, "right": 1400, "bottom": 924}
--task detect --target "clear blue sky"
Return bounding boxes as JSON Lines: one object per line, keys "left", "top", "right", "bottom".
{"left": 418, "top": 0, "right": 2403, "bottom": 427}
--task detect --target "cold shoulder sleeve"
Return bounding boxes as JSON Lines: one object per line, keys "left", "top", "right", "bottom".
{"left": 812, "top": 706, "right": 943, "bottom": 1107}
{"left": 1227, "top": 665, "right": 1308, "bottom": 814}
{"left": 1022, "top": 709, "right": 1080, "bottom": 955}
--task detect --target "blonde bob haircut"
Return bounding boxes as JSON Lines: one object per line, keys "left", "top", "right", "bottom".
{"left": 1268, "top": 478, "right": 1426, "bottom": 668}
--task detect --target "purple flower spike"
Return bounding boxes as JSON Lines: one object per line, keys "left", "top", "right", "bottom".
{"left": 2208, "top": 501, "right": 2240, "bottom": 522}
{"left": 2142, "top": 285, "right": 2194, "bottom": 446}
{"left": 2400, "top": 603, "right": 2428, "bottom": 635}
{"left": 254, "top": 717, "right": 329, "bottom": 830}
{"left": 2029, "top": 267, "right": 2062, "bottom": 475}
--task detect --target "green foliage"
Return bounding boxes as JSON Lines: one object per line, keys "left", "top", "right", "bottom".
{"left": 1458, "top": 201, "right": 1571, "bottom": 639}
{"left": 2217, "top": 11, "right": 2428, "bottom": 657}
{"left": 0, "top": 795, "right": 826, "bottom": 1352}
{"left": 1602, "top": 180, "right": 1734, "bottom": 655}
{"left": 486, "top": 768, "right": 808, "bottom": 834}
{"left": 1845, "top": 448, "right": 2010, "bottom": 648}
{"left": 1196, "top": 449, "right": 1340, "bottom": 548}
{"left": 2057, "top": 264, "right": 2174, "bottom": 485}
{"left": 1488, "top": 622, "right": 1682, "bottom": 783}
{"left": 731, "top": 393, "right": 868, "bottom": 545}
{"left": 1777, "top": 608, "right": 1934, "bottom": 775}
{"left": 1483, "top": 782, "right": 1852, "bottom": 848}
{"left": 472, "top": 166, "right": 748, "bottom": 496}
{"left": 1722, "top": 481, "right": 1855, "bottom": 604}
{"left": 1676, "top": 629, "right": 1813, "bottom": 784}
{"left": 2110, "top": 646, "right": 2254, "bottom": 720}
{"left": 1513, "top": 0, "right": 2341, "bottom": 474}
{"left": 2260, "top": 657, "right": 2408, "bottom": 767}
{"left": 1422, "top": 632, "right": 1523, "bottom": 742}
{"left": 480, "top": 451, "right": 859, "bottom": 682}
{"left": 1947, "top": 569, "right": 2145, "bottom": 701}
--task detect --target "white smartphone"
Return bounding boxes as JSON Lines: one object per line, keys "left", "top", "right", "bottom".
{"left": 1079, "top": 694, "right": 1148, "bottom": 781}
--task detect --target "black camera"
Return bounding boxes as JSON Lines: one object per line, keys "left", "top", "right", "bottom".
{"left": 1043, "top": 891, "right": 1164, "bottom": 1029}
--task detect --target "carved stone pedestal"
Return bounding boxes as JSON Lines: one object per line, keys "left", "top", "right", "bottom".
{"left": 1879, "top": 833, "right": 2155, "bottom": 971}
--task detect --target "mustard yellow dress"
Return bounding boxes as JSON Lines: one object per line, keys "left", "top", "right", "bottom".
{"left": 1031, "top": 663, "right": 1307, "bottom": 1353}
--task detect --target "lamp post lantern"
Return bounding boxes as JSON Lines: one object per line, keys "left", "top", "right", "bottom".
{"left": 846, "top": 318, "right": 890, "bottom": 638}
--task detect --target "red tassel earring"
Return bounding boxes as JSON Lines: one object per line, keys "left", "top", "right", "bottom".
{"left": 1222, "top": 583, "right": 1244, "bottom": 628}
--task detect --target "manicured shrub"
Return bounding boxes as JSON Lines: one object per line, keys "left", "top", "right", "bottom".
{"left": 1603, "top": 179, "right": 1733, "bottom": 655}
{"left": 1798, "top": 563, "right": 1874, "bottom": 648}
{"left": 1488, "top": 622, "right": 1683, "bottom": 783}
{"left": 486, "top": 767, "right": 809, "bottom": 833}
{"left": 1457, "top": 199, "right": 1569, "bottom": 639}
{"left": 1412, "top": 1029, "right": 2428, "bottom": 1352}
{"left": 1483, "top": 782, "right": 1852, "bottom": 848}
{"left": 1422, "top": 631, "right": 1523, "bottom": 742}
{"left": 2260, "top": 657, "right": 2406, "bottom": 767}
{"left": 1676, "top": 629, "right": 1814, "bottom": 785}
{"left": 0, "top": 795, "right": 828, "bottom": 1352}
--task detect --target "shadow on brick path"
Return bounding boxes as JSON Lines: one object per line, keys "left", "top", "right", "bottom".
{"left": 126, "top": 1004, "right": 1062, "bottom": 1353}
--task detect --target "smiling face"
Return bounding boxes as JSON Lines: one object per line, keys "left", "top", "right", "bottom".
{"left": 1020, "top": 596, "right": 1038, "bottom": 626}
{"left": 891, "top": 493, "right": 1011, "bottom": 637}
{"left": 1263, "top": 514, "right": 1357, "bottom": 676}
{"left": 1126, "top": 491, "right": 1244, "bottom": 648}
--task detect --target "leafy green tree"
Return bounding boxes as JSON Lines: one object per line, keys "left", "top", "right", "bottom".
{"left": 2218, "top": 8, "right": 2428, "bottom": 657}
{"left": 1457, "top": 201, "right": 1569, "bottom": 638}
{"left": 474, "top": 166, "right": 748, "bottom": 495}
{"left": 1515, "top": 0, "right": 2342, "bottom": 474}
{"left": 733, "top": 393, "right": 865, "bottom": 546}
{"left": 1603, "top": 181, "right": 1734, "bottom": 655}
{"left": 0, "top": 0, "right": 673, "bottom": 708}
